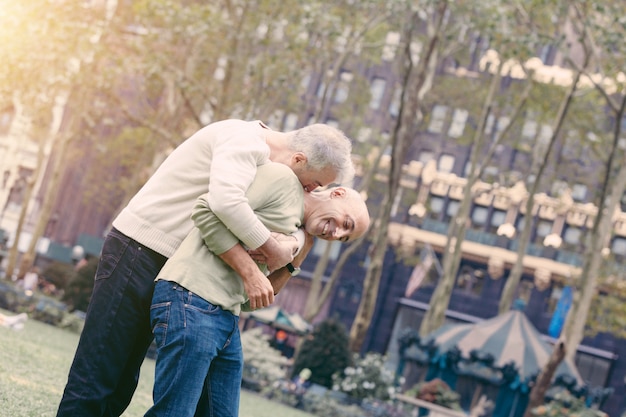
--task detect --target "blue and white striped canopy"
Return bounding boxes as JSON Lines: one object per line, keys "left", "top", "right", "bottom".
{"left": 424, "top": 309, "right": 583, "bottom": 384}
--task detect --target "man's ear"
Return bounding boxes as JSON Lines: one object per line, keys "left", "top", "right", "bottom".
{"left": 292, "top": 152, "right": 307, "bottom": 165}
{"left": 329, "top": 187, "right": 347, "bottom": 198}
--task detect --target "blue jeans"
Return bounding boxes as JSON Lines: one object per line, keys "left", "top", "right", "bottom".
{"left": 57, "top": 228, "right": 167, "bottom": 417}
{"left": 145, "top": 280, "right": 242, "bottom": 417}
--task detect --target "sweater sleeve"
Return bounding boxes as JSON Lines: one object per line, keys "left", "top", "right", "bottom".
{"left": 192, "top": 163, "right": 304, "bottom": 257}
{"left": 201, "top": 127, "right": 271, "bottom": 250}
{"left": 191, "top": 193, "right": 240, "bottom": 256}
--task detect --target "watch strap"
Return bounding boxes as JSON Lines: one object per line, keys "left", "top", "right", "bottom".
{"left": 286, "top": 263, "right": 301, "bottom": 276}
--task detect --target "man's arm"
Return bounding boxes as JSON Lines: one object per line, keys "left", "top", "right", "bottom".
{"left": 218, "top": 245, "right": 274, "bottom": 310}
{"left": 203, "top": 133, "right": 294, "bottom": 271}
{"left": 191, "top": 193, "right": 300, "bottom": 309}
{"left": 267, "top": 233, "right": 314, "bottom": 295}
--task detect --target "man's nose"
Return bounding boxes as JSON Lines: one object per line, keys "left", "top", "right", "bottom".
{"left": 303, "top": 183, "right": 318, "bottom": 193}
{"left": 333, "top": 228, "right": 348, "bottom": 240}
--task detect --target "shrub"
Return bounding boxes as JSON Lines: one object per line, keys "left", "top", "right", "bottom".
{"left": 531, "top": 391, "right": 607, "bottom": 417}
{"left": 62, "top": 257, "right": 99, "bottom": 312}
{"left": 40, "top": 262, "right": 74, "bottom": 290}
{"left": 332, "top": 352, "right": 397, "bottom": 401}
{"left": 291, "top": 318, "right": 351, "bottom": 388}
{"left": 241, "top": 327, "right": 291, "bottom": 390}
{"left": 404, "top": 378, "right": 462, "bottom": 411}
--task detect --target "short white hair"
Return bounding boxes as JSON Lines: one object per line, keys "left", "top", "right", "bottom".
{"left": 288, "top": 124, "right": 355, "bottom": 184}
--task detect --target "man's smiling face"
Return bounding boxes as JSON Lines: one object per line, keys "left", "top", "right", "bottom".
{"left": 304, "top": 188, "right": 369, "bottom": 242}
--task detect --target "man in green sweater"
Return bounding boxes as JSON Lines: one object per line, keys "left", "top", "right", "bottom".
{"left": 145, "top": 162, "right": 370, "bottom": 417}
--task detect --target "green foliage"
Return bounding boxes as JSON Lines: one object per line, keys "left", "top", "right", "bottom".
{"left": 241, "top": 327, "right": 291, "bottom": 389}
{"left": 531, "top": 390, "right": 607, "bottom": 417}
{"left": 291, "top": 318, "right": 351, "bottom": 388}
{"left": 300, "top": 393, "right": 366, "bottom": 417}
{"left": 40, "top": 261, "right": 74, "bottom": 290}
{"left": 62, "top": 257, "right": 99, "bottom": 312}
{"left": 404, "top": 378, "right": 463, "bottom": 411}
{"left": 587, "top": 286, "right": 626, "bottom": 339}
{"left": 332, "top": 352, "right": 397, "bottom": 401}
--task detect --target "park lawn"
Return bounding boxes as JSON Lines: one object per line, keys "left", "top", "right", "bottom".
{"left": 0, "top": 309, "right": 314, "bottom": 417}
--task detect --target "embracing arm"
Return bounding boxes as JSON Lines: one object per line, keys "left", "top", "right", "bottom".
{"left": 191, "top": 195, "right": 276, "bottom": 310}
{"left": 191, "top": 192, "right": 301, "bottom": 309}
{"left": 202, "top": 136, "right": 294, "bottom": 271}
{"left": 267, "top": 233, "right": 314, "bottom": 295}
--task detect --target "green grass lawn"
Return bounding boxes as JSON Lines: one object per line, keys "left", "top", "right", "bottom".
{"left": 0, "top": 309, "right": 314, "bottom": 417}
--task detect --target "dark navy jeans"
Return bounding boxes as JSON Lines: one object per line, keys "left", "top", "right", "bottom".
{"left": 56, "top": 228, "right": 167, "bottom": 417}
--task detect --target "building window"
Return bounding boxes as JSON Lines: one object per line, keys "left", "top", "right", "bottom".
{"left": 428, "top": 105, "right": 448, "bottom": 133}
{"left": 419, "top": 151, "right": 435, "bottom": 164}
{"left": 484, "top": 114, "right": 495, "bottom": 135}
{"left": 515, "top": 280, "right": 534, "bottom": 305}
{"left": 521, "top": 119, "right": 538, "bottom": 141}
{"left": 428, "top": 195, "right": 444, "bottom": 217}
{"left": 546, "top": 284, "right": 563, "bottom": 315}
{"left": 316, "top": 79, "right": 326, "bottom": 98}
{"left": 438, "top": 154, "right": 455, "bottom": 173}
{"left": 563, "top": 226, "right": 583, "bottom": 247}
{"left": 463, "top": 160, "right": 472, "bottom": 177}
{"left": 536, "top": 220, "right": 553, "bottom": 239}
{"left": 337, "top": 283, "right": 361, "bottom": 304}
{"left": 312, "top": 239, "right": 341, "bottom": 260}
{"left": 448, "top": 109, "right": 468, "bottom": 138}
{"left": 574, "top": 353, "right": 612, "bottom": 387}
{"left": 611, "top": 236, "right": 626, "bottom": 257}
{"left": 357, "top": 127, "right": 372, "bottom": 143}
{"left": 266, "top": 109, "right": 285, "bottom": 128}
{"left": 410, "top": 40, "right": 423, "bottom": 64}
{"left": 382, "top": 31, "right": 400, "bottom": 61}
{"left": 482, "top": 166, "right": 499, "bottom": 183}
{"left": 571, "top": 183, "right": 587, "bottom": 201}
{"left": 284, "top": 113, "right": 298, "bottom": 131}
{"left": 471, "top": 206, "right": 489, "bottom": 226}
{"left": 446, "top": 200, "right": 460, "bottom": 219}
{"left": 516, "top": 215, "right": 525, "bottom": 231}
{"left": 551, "top": 180, "right": 568, "bottom": 197}
{"left": 214, "top": 56, "right": 227, "bottom": 80}
{"left": 334, "top": 71, "right": 353, "bottom": 103}
{"left": 489, "top": 209, "right": 506, "bottom": 233}
{"left": 325, "top": 119, "right": 339, "bottom": 129}
{"left": 539, "top": 125, "right": 553, "bottom": 146}
{"left": 456, "top": 266, "right": 486, "bottom": 296}
{"left": 496, "top": 116, "right": 511, "bottom": 134}
{"left": 389, "top": 87, "right": 401, "bottom": 117}
{"left": 369, "top": 78, "right": 386, "bottom": 110}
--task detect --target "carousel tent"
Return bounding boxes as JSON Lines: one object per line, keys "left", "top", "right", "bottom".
{"left": 397, "top": 306, "right": 587, "bottom": 417}
{"left": 245, "top": 305, "right": 313, "bottom": 335}
{"left": 424, "top": 308, "right": 583, "bottom": 384}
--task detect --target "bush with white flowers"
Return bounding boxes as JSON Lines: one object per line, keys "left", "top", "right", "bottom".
{"left": 241, "top": 327, "right": 291, "bottom": 387}
{"left": 332, "top": 352, "right": 398, "bottom": 402}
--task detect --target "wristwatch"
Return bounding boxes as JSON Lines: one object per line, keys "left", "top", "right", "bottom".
{"left": 286, "top": 263, "right": 301, "bottom": 276}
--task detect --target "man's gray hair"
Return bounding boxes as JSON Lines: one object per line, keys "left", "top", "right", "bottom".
{"left": 288, "top": 124, "right": 355, "bottom": 184}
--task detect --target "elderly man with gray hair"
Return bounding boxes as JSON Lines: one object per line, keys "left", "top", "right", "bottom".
{"left": 57, "top": 119, "right": 356, "bottom": 417}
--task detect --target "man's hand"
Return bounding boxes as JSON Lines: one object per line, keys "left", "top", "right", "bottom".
{"left": 218, "top": 245, "right": 275, "bottom": 310}
{"left": 254, "top": 234, "right": 298, "bottom": 272}
{"left": 267, "top": 233, "right": 314, "bottom": 295}
{"left": 248, "top": 232, "right": 299, "bottom": 265}
{"left": 242, "top": 269, "right": 275, "bottom": 310}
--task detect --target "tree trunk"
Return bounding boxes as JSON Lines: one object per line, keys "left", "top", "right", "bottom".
{"left": 349, "top": 1, "right": 448, "bottom": 352}
{"left": 562, "top": 94, "right": 626, "bottom": 360}
{"left": 498, "top": 69, "right": 582, "bottom": 314}
{"left": 522, "top": 340, "right": 566, "bottom": 417}
{"left": 420, "top": 55, "right": 526, "bottom": 335}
